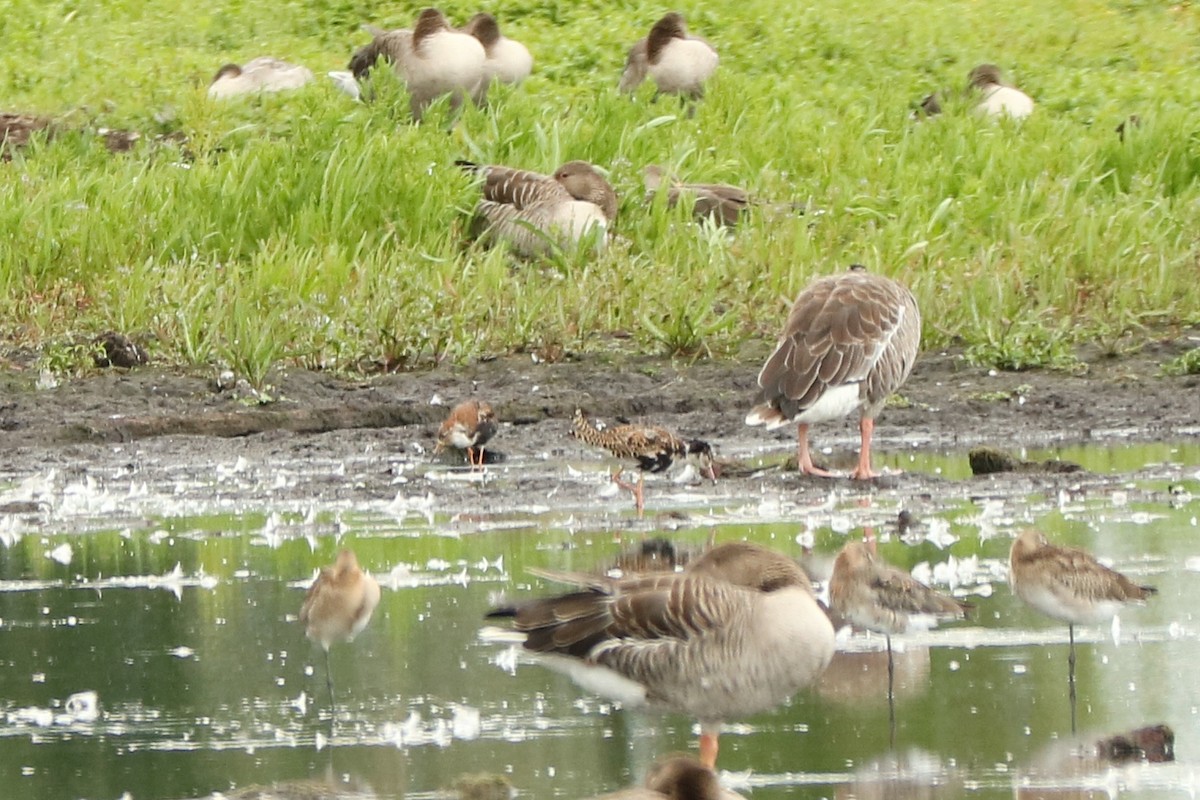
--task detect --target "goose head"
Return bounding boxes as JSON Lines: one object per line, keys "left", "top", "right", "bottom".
{"left": 554, "top": 161, "right": 619, "bottom": 220}
{"left": 968, "top": 63, "right": 1004, "bottom": 90}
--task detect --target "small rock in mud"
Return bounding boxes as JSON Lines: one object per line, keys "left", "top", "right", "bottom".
{"left": 969, "top": 446, "right": 1084, "bottom": 476}
{"left": 93, "top": 331, "right": 148, "bottom": 369}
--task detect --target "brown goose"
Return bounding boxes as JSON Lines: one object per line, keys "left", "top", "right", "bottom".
{"left": 643, "top": 165, "right": 749, "bottom": 227}
{"left": 349, "top": 8, "right": 487, "bottom": 120}
{"left": 1009, "top": 529, "right": 1156, "bottom": 732}
{"left": 207, "top": 57, "right": 314, "bottom": 99}
{"left": 463, "top": 12, "right": 533, "bottom": 87}
{"left": 619, "top": 12, "right": 719, "bottom": 100}
{"left": 746, "top": 265, "right": 920, "bottom": 480}
{"left": 487, "top": 541, "right": 836, "bottom": 768}
{"left": 300, "top": 549, "right": 381, "bottom": 707}
{"left": 585, "top": 755, "right": 746, "bottom": 800}
{"left": 571, "top": 407, "right": 714, "bottom": 516}
{"left": 459, "top": 160, "right": 618, "bottom": 258}
{"left": 433, "top": 399, "right": 498, "bottom": 467}
{"left": 969, "top": 63, "right": 1034, "bottom": 119}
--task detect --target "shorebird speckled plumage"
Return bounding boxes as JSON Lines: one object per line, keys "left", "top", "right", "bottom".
{"left": 434, "top": 399, "right": 497, "bottom": 467}
{"left": 487, "top": 541, "right": 835, "bottom": 768}
{"left": 620, "top": 12, "right": 719, "bottom": 101}
{"left": 300, "top": 549, "right": 381, "bottom": 708}
{"left": 571, "top": 408, "right": 714, "bottom": 516}
{"left": 746, "top": 265, "right": 920, "bottom": 480}
{"left": 1009, "top": 529, "right": 1157, "bottom": 732}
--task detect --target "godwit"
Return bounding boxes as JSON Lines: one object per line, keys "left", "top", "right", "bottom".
{"left": 299, "top": 549, "right": 381, "bottom": 708}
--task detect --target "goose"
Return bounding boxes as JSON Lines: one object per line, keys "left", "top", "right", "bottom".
{"left": 433, "top": 399, "right": 498, "bottom": 467}
{"left": 620, "top": 12, "right": 718, "bottom": 100}
{"left": 829, "top": 539, "right": 970, "bottom": 721}
{"left": 585, "top": 755, "right": 746, "bottom": 800}
{"left": 299, "top": 549, "right": 381, "bottom": 707}
{"left": 746, "top": 264, "right": 920, "bottom": 480}
{"left": 643, "top": 165, "right": 749, "bottom": 227}
{"left": 968, "top": 63, "right": 1034, "bottom": 119}
{"left": 463, "top": 12, "right": 533, "bottom": 87}
{"left": 570, "top": 407, "right": 715, "bottom": 516}
{"left": 349, "top": 8, "right": 487, "bottom": 121}
{"left": 486, "top": 541, "right": 836, "bottom": 767}
{"left": 207, "top": 57, "right": 314, "bottom": 99}
{"left": 459, "top": 160, "right": 618, "bottom": 258}
{"left": 1008, "top": 529, "right": 1157, "bottom": 733}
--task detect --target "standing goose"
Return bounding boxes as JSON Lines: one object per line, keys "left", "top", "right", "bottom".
{"left": 459, "top": 160, "right": 618, "bottom": 258}
{"left": 487, "top": 541, "right": 836, "bottom": 768}
{"left": 299, "top": 549, "right": 381, "bottom": 708}
{"left": 620, "top": 12, "right": 719, "bottom": 101}
{"left": 349, "top": 8, "right": 487, "bottom": 121}
{"left": 969, "top": 63, "right": 1034, "bottom": 119}
{"left": 643, "top": 165, "right": 749, "bottom": 227}
{"left": 571, "top": 407, "right": 715, "bottom": 516}
{"left": 434, "top": 398, "right": 498, "bottom": 467}
{"left": 1009, "top": 529, "right": 1156, "bottom": 732}
{"left": 585, "top": 755, "right": 747, "bottom": 800}
{"left": 464, "top": 12, "right": 533, "bottom": 88}
{"left": 746, "top": 265, "right": 920, "bottom": 480}
{"left": 829, "top": 539, "right": 970, "bottom": 738}
{"left": 207, "top": 57, "right": 314, "bottom": 99}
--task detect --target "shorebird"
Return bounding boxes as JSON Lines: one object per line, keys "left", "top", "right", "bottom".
{"left": 643, "top": 165, "right": 749, "bottom": 227}
{"left": 463, "top": 12, "right": 533, "bottom": 88}
{"left": 1008, "top": 529, "right": 1157, "bottom": 732}
{"left": 299, "top": 549, "right": 381, "bottom": 709}
{"left": 829, "top": 539, "right": 970, "bottom": 738}
{"left": 570, "top": 408, "right": 715, "bottom": 516}
{"left": 349, "top": 9, "right": 487, "bottom": 121}
{"left": 434, "top": 399, "right": 498, "bottom": 467}
{"left": 487, "top": 541, "right": 836, "bottom": 768}
{"left": 968, "top": 64, "right": 1034, "bottom": 119}
{"left": 586, "top": 755, "right": 746, "bottom": 800}
{"left": 458, "top": 160, "right": 618, "bottom": 258}
{"left": 746, "top": 265, "right": 920, "bottom": 480}
{"left": 207, "top": 58, "right": 314, "bottom": 99}
{"left": 620, "top": 12, "right": 719, "bottom": 101}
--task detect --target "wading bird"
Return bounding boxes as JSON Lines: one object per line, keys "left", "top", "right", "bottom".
{"left": 434, "top": 399, "right": 498, "bottom": 467}
{"left": 300, "top": 549, "right": 381, "bottom": 709}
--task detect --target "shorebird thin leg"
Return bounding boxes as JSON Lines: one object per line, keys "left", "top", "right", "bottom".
{"left": 324, "top": 647, "right": 336, "bottom": 714}
{"left": 887, "top": 634, "right": 897, "bottom": 748}
{"left": 796, "top": 423, "right": 834, "bottom": 477}
{"left": 699, "top": 726, "right": 720, "bottom": 768}
{"left": 850, "top": 417, "right": 881, "bottom": 480}
{"left": 1068, "top": 623, "right": 1077, "bottom": 734}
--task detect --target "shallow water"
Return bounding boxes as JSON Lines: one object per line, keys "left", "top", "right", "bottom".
{"left": 1, "top": 442, "right": 1198, "bottom": 799}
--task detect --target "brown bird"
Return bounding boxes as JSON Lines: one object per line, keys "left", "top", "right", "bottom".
{"left": 829, "top": 539, "right": 970, "bottom": 738}
{"left": 571, "top": 407, "right": 714, "bottom": 516}
{"left": 1009, "top": 529, "right": 1156, "bottom": 732}
{"left": 746, "top": 264, "right": 920, "bottom": 480}
{"left": 434, "top": 399, "right": 498, "bottom": 467}
{"left": 620, "top": 12, "right": 719, "bottom": 101}
{"left": 300, "top": 549, "right": 381, "bottom": 708}
{"left": 487, "top": 541, "right": 836, "bottom": 768}
{"left": 586, "top": 755, "right": 746, "bottom": 800}
{"left": 459, "top": 160, "right": 618, "bottom": 259}
{"left": 643, "top": 165, "right": 749, "bottom": 227}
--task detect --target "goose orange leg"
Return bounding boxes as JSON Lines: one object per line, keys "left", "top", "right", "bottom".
{"left": 797, "top": 423, "right": 834, "bottom": 477}
{"left": 850, "top": 417, "right": 885, "bottom": 480}
{"left": 699, "top": 726, "right": 720, "bottom": 768}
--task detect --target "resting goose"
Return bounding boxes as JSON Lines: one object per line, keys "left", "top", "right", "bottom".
{"left": 746, "top": 264, "right": 920, "bottom": 480}
{"left": 969, "top": 63, "right": 1034, "bottom": 119}
{"left": 643, "top": 165, "right": 749, "bottom": 227}
{"left": 620, "top": 12, "right": 718, "bottom": 100}
{"left": 487, "top": 541, "right": 836, "bottom": 767}
{"left": 586, "top": 755, "right": 747, "bottom": 800}
{"left": 349, "top": 8, "right": 487, "bottom": 121}
{"left": 459, "top": 160, "right": 618, "bottom": 258}
{"left": 433, "top": 399, "right": 498, "bottom": 467}
{"left": 463, "top": 12, "right": 533, "bottom": 87}
{"left": 207, "top": 57, "right": 314, "bottom": 99}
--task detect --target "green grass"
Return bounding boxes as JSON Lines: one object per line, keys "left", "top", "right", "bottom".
{"left": 3, "top": 0, "right": 1200, "bottom": 385}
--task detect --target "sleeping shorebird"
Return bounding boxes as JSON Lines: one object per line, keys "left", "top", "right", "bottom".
{"left": 746, "top": 264, "right": 920, "bottom": 480}
{"left": 586, "top": 755, "right": 746, "bottom": 800}
{"left": 434, "top": 399, "right": 497, "bottom": 467}
{"left": 643, "top": 165, "right": 749, "bottom": 227}
{"left": 207, "top": 58, "right": 314, "bottom": 99}
{"left": 829, "top": 539, "right": 970, "bottom": 739}
{"left": 487, "top": 541, "right": 835, "bottom": 768}
{"left": 1008, "top": 529, "right": 1157, "bottom": 732}
{"left": 570, "top": 408, "right": 715, "bottom": 516}
{"left": 620, "top": 12, "right": 719, "bottom": 102}
{"left": 969, "top": 63, "right": 1034, "bottom": 120}
{"left": 459, "top": 160, "right": 618, "bottom": 259}
{"left": 299, "top": 549, "right": 381, "bottom": 709}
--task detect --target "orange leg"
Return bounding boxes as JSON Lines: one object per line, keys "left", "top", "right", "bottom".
{"left": 849, "top": 417, "right": 880, "bottom": 480}
{"left": 797, "top": 423, "right": 834, "bottom": 477}
{"left": 611, "top": 470, "right": 646, "bottom": 518}
{"left": 699, "top": 728, "right": 720, "bottom": 768}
